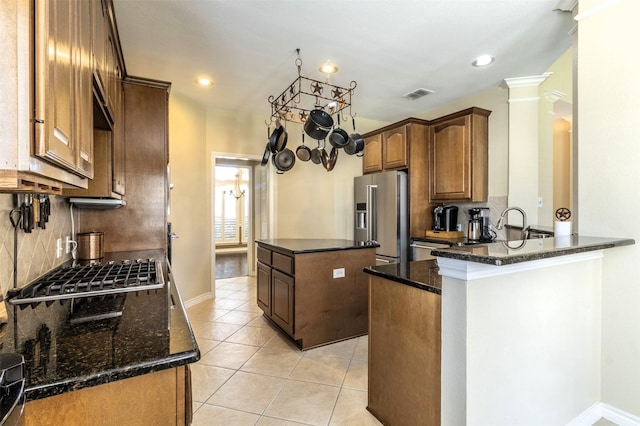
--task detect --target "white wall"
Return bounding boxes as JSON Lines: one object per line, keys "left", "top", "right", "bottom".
{"left": 168, "top": 92, "right": 210, "bottom": 302}
{"left": 577, "top": 0, "right": 640, "bottom": 417}
{"left": 204, "top": 106, "right": 387, "bottom": 239}
{"left": 416, "top": 87, "right": 510, "bottom": 200}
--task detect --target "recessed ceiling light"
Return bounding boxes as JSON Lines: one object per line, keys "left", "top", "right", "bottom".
{"left": 319, "top": 61, "right": 338, "bottom": 75}
{"left": 196, "top": 77, "right": 214, "bottom": 87}
{"left": 472, "top": 55, "right": 495, "bottom": 67}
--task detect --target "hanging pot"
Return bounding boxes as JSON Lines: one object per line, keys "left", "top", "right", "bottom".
{"left": 304, "top": 109, "right": 334, "bottom": 140}
{"left": 296, "top": 134, "right": 311, "bottom": 162}
{"left": 329, "top": 115, "right": 350, "bottom": 148}
{"left": 261, "top": 142, "right": 270, "bottom": 166}
{"left": 344, "top": 117, "right": 365, "bottom": 156}
{"left": 273, "top": 148, "right": 296, "bottom": 173}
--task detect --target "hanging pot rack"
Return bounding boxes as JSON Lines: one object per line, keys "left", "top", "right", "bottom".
{"left": 267, "top": 51, "right": 357, "bottom": 126}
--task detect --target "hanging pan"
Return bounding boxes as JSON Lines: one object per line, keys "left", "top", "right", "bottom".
{"left": 296, "top": 133, "right": 311, "bottom": 162}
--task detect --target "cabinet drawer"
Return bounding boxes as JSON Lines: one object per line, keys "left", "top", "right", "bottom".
{"left": 272, "top": 252, "right": 294, "bottom": 275}
{"left": 257, "top": 246, "right": 272, "bottom": 265}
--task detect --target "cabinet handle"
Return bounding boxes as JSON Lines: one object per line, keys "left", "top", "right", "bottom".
{"left": 34, "top": 118, "right": 44, "bottom": 124}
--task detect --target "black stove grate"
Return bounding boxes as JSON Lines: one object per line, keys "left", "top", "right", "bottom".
{"left": 7, "top": 259, "right": 164, "bottom": 307}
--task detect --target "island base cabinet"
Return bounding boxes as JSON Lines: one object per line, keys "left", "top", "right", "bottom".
{"left": 22, "top": 366, "right": 192, "bottom": 425}
{"left": 256, "top": 243, "right": 375, "bottom": 349}
{"left": 367, "top": 275, "right": 441, "bottom": 426}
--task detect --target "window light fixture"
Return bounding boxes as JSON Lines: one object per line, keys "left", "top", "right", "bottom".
{"left": 472, "top": 55, "right": 495, "bottom": 67}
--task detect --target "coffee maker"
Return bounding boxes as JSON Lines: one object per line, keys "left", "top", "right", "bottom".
{"left": 433, "top": 205, "right": 459, "bottom": 231}
{"left": 467, "top": 207, "right": 494, "bottom": 242}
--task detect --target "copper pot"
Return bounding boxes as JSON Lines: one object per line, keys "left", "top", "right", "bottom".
{"left": 77, "top": 232, "right": 104, "bottom": 260}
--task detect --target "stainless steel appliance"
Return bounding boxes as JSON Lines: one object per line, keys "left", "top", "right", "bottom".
{"left": 468, "top": 207, "right": 494, "bottom": 242}
{"left": 7, "top": 259, "right": 164, "bottom": 306}
{"left": 410, "top": 239, "right": 451, "bottom": 261}
{"left": 354, "top": 170, "right": 408, "bottom": 264}
{"left": 433, "top": 205, "right": 458, "bottom": 231}
{"left": 0, "top": 353, "right": 25, "bottom": 425}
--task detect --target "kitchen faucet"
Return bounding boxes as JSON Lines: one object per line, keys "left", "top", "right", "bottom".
{"left": 496, "top": 207, "right": 530, "bottom": 240}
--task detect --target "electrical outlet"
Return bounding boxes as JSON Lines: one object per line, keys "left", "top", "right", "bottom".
{"left": 456, "top": 223, "right": 462, "bottom": 232}
{"left": 538, "top": 197, "right": 543, "bottom": 207}
{"left": 56, "top": 238, "right": 62, "bottom": 258}
{"left": 333, "top": 268, "right": 345, "bottom": 279}
{"left": 65, "top": 236, "right": 71, "bottom": 254}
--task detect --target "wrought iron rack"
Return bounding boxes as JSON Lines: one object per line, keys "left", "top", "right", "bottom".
{"left": 267, "top": 57, "right": 357, "bottom": 125}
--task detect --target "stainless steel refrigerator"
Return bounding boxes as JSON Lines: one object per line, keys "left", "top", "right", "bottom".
{"left": 354, "top": 170, "right": 408, "bottom": 264}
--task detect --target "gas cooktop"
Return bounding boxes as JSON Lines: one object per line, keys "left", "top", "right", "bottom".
{"left": 7, "top": 259, "right": 164, "bottom": 307}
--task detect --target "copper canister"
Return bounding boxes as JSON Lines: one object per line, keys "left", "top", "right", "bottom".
{"left": 77, "top": 232, "right": 104, "bottom": 260}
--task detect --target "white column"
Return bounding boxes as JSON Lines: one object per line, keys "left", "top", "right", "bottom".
{"left": 504, "top": 74, "right": 551, "bottom": 226}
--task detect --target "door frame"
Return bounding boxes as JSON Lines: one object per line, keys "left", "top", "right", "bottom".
{"left": 211, "top": 152, "right": 274, "bottom": 291}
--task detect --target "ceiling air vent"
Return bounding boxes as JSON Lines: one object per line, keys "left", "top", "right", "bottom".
{"left": 403, "top": 88, "right": 434, "bottom": 100}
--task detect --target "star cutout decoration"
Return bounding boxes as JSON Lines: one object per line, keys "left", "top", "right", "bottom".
{"left": 332, "top": 87, "right": 343, "bottom": 100}
{"left": 311, "top": 82, "right": 323, "bottom": 95}
{"left": 299, "top": 110, "right": 309, "bottom": 122}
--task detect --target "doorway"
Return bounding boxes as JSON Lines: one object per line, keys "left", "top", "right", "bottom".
{"left": 214, "top": 163, "right": 250, "bottom": 278}
{"left": 212, "top": 155, "right": 268, "bottom": 282}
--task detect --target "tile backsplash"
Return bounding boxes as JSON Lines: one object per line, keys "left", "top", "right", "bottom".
{"left": 0, "top": 193, "right": 75, "bottom": 296}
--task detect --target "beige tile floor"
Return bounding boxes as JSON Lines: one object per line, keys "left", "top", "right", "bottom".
{"left": 187, "top": 276, "right": 382, "bottom": 426}
{"left": 188, "top": 276, "right": 618, "bottom": 426}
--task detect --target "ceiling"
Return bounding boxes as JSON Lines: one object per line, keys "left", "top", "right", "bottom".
{"left": 112, "top": 0, "right": 574, "bottom": 123}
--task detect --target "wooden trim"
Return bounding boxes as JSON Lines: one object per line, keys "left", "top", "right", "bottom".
{"left": 361, "top": 117, "right": 430, "bottom": 138}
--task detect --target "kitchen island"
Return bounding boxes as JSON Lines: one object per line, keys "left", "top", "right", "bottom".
{"left": 0, "top": 249, "right": 199, "bottom": 425}
{"left": 365, "top": 235, "right": 634, "bottom": 426}
{"left": 256, "top": 239, "right": 376, "bottom": 349}
{"left": 365, "top": 260, "right": 442, "bottom": 426}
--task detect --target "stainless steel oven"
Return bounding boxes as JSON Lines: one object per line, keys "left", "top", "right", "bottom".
{"left": 410, "top": 240, "right": 451, "bottom": 261}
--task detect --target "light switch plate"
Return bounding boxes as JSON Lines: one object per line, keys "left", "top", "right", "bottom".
{"left": 333, "top": 268, "right": 345, "bottom": 279}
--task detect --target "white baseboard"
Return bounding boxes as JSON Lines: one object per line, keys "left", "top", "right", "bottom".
{"left": 601, "top": 403, "right": 640, "bottom": 426}
{"left": 184, "top": 292, "right": 213, "bottom": 308}
{"left": 569, "top": 402, "right": 640, "bottom": 426}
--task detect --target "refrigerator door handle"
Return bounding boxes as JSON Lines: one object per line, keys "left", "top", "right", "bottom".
{"left": 367, "top": 185, "right": 378, "bottom": 243}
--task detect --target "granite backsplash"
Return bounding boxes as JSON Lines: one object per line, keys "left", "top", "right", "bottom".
{"left": 0, "top": 193, "right": 76, "bottom": 296}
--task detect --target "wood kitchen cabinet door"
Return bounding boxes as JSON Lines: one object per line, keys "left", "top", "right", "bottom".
{"left": 34, "top": 0, "right": 78, "bottom": 173}
{"left": 430, "top": 115, "right": 471, "bottom": 200}
{"left": 429, "top": 107, "right": 490, "bottom": 202}
{"left": 382, "top": 126, "right": 408, "bottom": 170}
{"left": 271, "top": 270, "right": 294, "bottom": 336}
{"left": 362, "top": 134, "right": 383, "bottom": 174}
{"left": 256, "top": 261, "right": 272, "bottom": 315}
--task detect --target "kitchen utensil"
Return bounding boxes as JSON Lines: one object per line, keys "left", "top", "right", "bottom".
{"left": 304, "top": 109, "right": 333, "bottom": 140}
{"left": 296, "top": 134, "right": 311, "bottom": 162}
{"left": 329, "top": 115, "right": 350, "bottom": 148}
{"left": 273, "top": 148, "right": 296, "bottom": 173}
{"left": 268, "top": 119, "right": 286, "bottom": 153}
{"left": 325, "top": 147, "right": 338, "bottom": 171}
{"left": 310, "top": 141, "right": 322, "bottom": 164}
{"left": 344, "top": 117, "right": 364, "bottom": 155}
{"left": 467, "top": 218, "right": 481, "bottom": 241}
{"left": 77, "top": 231, "right": 104, "bottom": 260}
{"left": 261, "top": 142, "right": 270, "bottom": 166}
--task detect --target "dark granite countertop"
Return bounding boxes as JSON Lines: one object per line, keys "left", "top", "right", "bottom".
{"left": 431, "top": 235, "right": 635, "bottom": 266}
{"left": 0, "top": 249, "right": 200, "bottom": 401}
{"left": 364, "top": 260, "right": 442, "bottom": 295}
{"left": 257, "top": 239, "right": 378, "bottom": 255}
